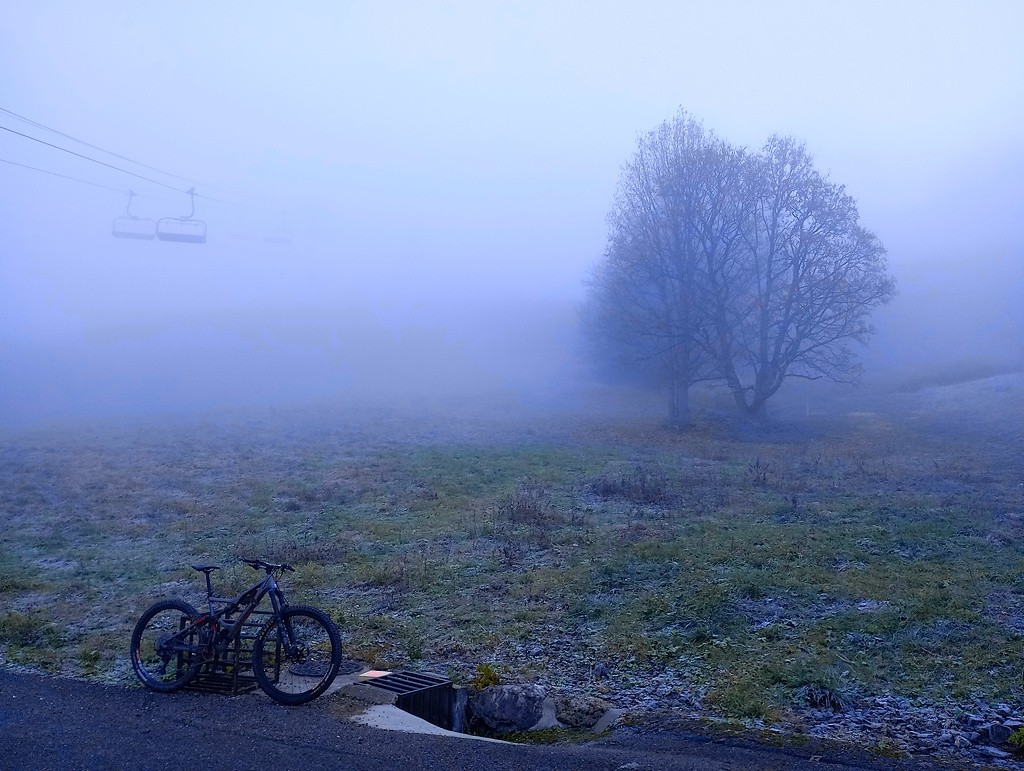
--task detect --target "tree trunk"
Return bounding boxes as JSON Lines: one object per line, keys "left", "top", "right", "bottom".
{"left": 745, "top": 397, "right": 768, "bottom": 423}
{"left": 668, "top": 383, "right": 690, "bottom": 427}
{"left": 730, "top": 387, "right": 748, "bottom": 413}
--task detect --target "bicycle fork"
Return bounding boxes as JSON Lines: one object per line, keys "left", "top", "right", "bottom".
{"left": 266, "top": 582, "right": 298, "bottom": 658}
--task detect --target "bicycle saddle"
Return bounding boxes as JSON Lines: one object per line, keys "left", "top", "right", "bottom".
{"left": 191, "top": 563, "right": 221, "bottom": 574}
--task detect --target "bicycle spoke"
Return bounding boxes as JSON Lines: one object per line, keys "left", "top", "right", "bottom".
{"left": 252, "top": 606, "right": 341, "bottom": 705}
{"left": 130, "top": 600, "right": 201, "bottom": 692}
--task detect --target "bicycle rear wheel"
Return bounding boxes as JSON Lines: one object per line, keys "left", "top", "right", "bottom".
{"left": 252, "top": 605, "right": 342, "bottom": 705}
{"left": 130, "top": 599, "right": 202, "bottom": 692}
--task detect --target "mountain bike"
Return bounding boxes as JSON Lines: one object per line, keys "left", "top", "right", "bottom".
{"left": 130, "top": 558, "right": 342, "bottom": 705}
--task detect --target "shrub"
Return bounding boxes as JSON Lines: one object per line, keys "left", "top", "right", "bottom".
{"left": 1008, "top": 728, "right": 1024, "bottom": 753}
{"left": 472, "top": 663, "right": 501, "bottom": 690}
{"left": 0, "top": 612, "right": 62, "bottom": 648}
{"left": 590, "top": 465, "right": 671, "bottom": 506}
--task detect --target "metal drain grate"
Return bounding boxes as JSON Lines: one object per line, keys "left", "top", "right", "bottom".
{"left": 363, "top": 671, "right": 454, "bottom": 729}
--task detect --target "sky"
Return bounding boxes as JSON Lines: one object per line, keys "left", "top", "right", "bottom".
{"left": 1, "top": 1, "right": 1022, "bottom": 426}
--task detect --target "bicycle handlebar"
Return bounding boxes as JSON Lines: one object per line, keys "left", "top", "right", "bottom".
{"left": 241, "top": 558, "right": 295, "bottom": 573}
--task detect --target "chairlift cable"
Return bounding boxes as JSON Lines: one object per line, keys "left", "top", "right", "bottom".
{"left": 0, "top": 106, "right": 249, "bottom": 201}
{"left": 2, "top": 109, "right": 288, "bottom": 225}
{"left": 0, "top": 156, "right": 129, "bottom": 194}
{"left": 0, "top": 155, "right": 175, "bottom": 203}
{"left": 1, "top": 122, "right": 261, "bottom": 211}
{"left": 0, "top": 123, "right": 190, "bottom": 194}
{"left": 2, "top": 122, "right": 270, "bottom": 213}
{"left": 1, "top": 108, "right": 284, "bottom": 213}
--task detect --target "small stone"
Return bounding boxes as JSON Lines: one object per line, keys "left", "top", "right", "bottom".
{"left": 954, "top": 734, "right": 971, "bottom": 749}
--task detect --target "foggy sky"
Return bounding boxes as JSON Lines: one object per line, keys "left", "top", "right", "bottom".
{"left": 2, "top": 1, "right": 1022, "bottom": 427}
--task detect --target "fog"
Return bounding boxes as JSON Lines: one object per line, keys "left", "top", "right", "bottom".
{"left": 2, "top": 2, "right": 1022, "bottom": 429}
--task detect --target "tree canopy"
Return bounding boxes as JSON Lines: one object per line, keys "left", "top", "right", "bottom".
{"left": 584, "top": 110, "right": 895, "bottom": 423}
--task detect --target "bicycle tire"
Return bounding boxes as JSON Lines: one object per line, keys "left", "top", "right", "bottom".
{"left": 252, "top": 605, "right": 342, "bottom": 705}
{"left": 130, "top": 599, "right": 202, "bottom": 692}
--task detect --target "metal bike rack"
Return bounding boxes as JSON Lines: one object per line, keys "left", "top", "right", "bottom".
{"left": 184, "top": 603, "right": 275, "bottom": 696}
{"left": 362, "top": 671, "right": 454, "bottom": 729}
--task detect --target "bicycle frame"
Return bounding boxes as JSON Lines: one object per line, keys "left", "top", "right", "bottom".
{"left": 161, "top": 567, "right": 293, "bottom": 660}
{"left": 203, "top": 573, "right": 284, "bottom": 641}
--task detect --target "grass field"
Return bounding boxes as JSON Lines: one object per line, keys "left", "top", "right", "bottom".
{"left": 2, "top": 376, "right": 1023, "bottom": 734}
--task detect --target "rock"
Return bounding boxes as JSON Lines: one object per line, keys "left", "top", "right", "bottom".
{"left": 954, "top": 734, "right": 971, "bottom": 749}
{"left": 469, "top": 684, "right": 546, "bottom": 733}
{"left": 554, "top": 693, "right": 613, "bottom": 730}
{"left": 980, "top": 746, "right": 1013, "bottom": 760}
{"left": 988, "top": 723, "right": 1014, "bottom": 745}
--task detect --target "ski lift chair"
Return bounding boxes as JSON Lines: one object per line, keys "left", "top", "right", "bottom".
{"left": 157, "top": 187, "right": 207, "bottom": 244}
{"left": 112, "top": 191, "right": 157, "bottom": 239}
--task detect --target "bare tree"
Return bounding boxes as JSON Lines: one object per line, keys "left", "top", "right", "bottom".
{"left": 710, "top": 137, "right": 896, "bottom": 416}
{"left": 585, "top": 111, "right": 895, "bottom": 423}
{"left": 584, "top": 112, "right": 720, "bottom": 424}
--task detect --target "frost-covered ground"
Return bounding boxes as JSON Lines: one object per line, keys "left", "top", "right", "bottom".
{"left": 1, "top": 375, "right": 1023, "bottom": 766}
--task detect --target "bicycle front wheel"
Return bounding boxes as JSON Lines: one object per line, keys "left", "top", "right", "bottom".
{"left": 252, "top": 605, "right": 342, "bottom": 705}
{"left": 130, "top": 599, "right": 202, "bottom": 692}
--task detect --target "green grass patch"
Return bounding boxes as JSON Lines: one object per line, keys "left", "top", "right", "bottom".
{"left": 1, "top": 398, "right": 1022, "bottom": 723}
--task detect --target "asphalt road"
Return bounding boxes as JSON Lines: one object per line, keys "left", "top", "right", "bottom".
{"left": 0, "top": 671, "right": 942, "bottom": 771}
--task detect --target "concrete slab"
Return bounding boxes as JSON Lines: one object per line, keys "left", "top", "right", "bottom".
{"left": 323, "top": 667, "right": 368, "bottom": 697}
{"left": 351, "top": 704, "right": 509, "bottom": 743}
{"left": 591, "top": 707, "right": 626, "bottom": 734}
{"left": 529, "top": 696, "right": 562, "bottom": 730}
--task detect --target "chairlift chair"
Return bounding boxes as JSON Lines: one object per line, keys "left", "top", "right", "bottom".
{"left": 157, "top": 187, "right": 207, "bottom": 244}
{"left": 112, "top": 191, "right": 157, "bottom": 240}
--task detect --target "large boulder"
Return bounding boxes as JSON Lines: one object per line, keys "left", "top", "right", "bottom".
{"left": 469, "top": 684, "right": 546, "bottom": 733}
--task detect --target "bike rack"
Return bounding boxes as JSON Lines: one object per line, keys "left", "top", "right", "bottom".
{"left": 183, "top": 601, "right": 276, "bottom": 696}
